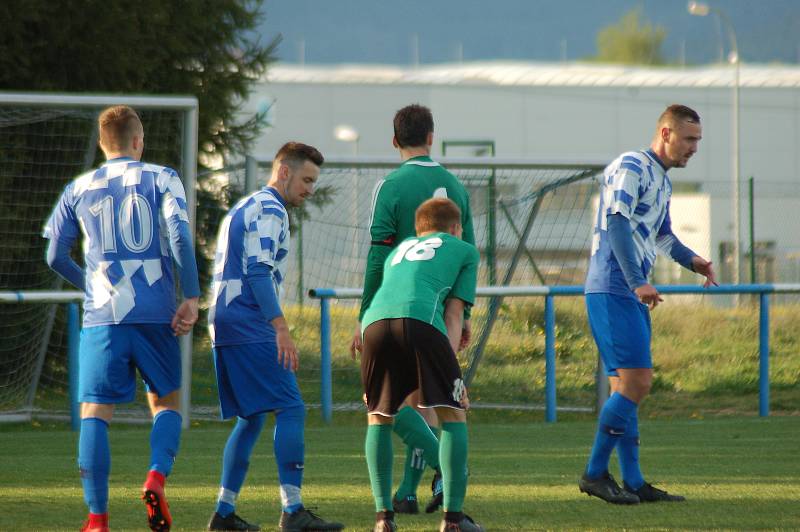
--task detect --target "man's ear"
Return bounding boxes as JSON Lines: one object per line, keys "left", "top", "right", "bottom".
{"left": 661, "top": 126, "right": 671, "bottom": 144}
{"left": 392, "top": 136, "right": 400, "bottom": 149}
{"left": 449, "top": 222, "right": 462, "bottom": 237}
{"left": 426, "top": 131, "right": 433, "bottom": 147}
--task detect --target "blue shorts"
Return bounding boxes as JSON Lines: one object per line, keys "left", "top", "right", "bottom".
{"left": 585, "top": 293, "right": 652, "bottom": 376}
{"left": 213, "top": 342, "right": 304, "bottom": 419}
{"left": 79, "top": 324, "right": 180, "bottom": 404}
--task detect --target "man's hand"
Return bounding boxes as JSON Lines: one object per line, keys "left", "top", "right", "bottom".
{"left": 634, "top": 283, "right": 663, "bottom": 310}
{"left": 273, "top": 317, "right": 298, "bottom": 372}
{"left": 171, "top": 297, "right": 198, "bottom": 336}
{"left": 458, "top": 319, "right": 472, "bottom": 351}
{"left": 459, "top": 387, "right": 470, "bottom": 410}
{"left": 692, "top": 256, "right": 719, "bottom": 288}
{"left": 349, "top": 322, "right": 362, "bottom": 360}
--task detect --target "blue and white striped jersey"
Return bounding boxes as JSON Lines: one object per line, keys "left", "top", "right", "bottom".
{"left": 209, "top": 187, "right": 290, "bottom": 346}
{"left": 585, "top": 149, "right": 672, "bottom": 298}
{"left": 43, "top": 157, "right": 193, "bottom": 326}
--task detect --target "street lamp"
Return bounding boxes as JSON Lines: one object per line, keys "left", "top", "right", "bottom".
{"left": 688, "top": 1, "right": 741, "bottom": 286}
{"left": 333, "top": 124, "right": 360, "bottom": 155}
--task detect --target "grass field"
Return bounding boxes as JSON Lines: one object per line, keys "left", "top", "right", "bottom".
{"left": 2, "top": 415, "right": 798, "bottom": 531}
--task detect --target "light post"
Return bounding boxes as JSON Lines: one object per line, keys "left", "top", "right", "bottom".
{"left": 688, "top": 1, "right": 740, "bottom": 286}
{"left": 334, "top": 124, "right": 361, "bottom": 262}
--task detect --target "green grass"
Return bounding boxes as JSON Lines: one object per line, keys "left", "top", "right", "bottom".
{"left": 2, "top": 416, "right": 799, "bottom": 530}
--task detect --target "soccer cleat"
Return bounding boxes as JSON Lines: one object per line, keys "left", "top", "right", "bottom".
{"left": 207, "top": 511, "right": 261, "bottom": 531}
{"left": 278, "top": 507, "right": 344, "bottom": 531}
{"left": 425, "top": 470, "right": 444, "bottom": 513}
{"left": 81, "top": 513, "right": 109, "bottom": 532}
{"left": 439, "top": 514, "right": 485, "bottom": 532}
{"left": 374, "top": 518, "right": 398, "bottom": 532}
{"left": 624, "top": 481, "right": 686, "bottom": 502}
{"left": 392, "top": 493, "right": 419, "bottom": 514}
{"left": 142, "top": 475, "right": 172, "bottom": 531}
{"left": 579, "top": 472, "right": 640, "bottom": 504}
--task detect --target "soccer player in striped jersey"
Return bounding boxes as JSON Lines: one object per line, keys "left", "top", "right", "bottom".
{"left": 351, "top": 104, "right": 476, "bottom": 515}
{"left": 207, "top": 142, "right": 343, "bottom": 532}
{"left": 43, "top": 105, "right": 201, "bottom": 532}
{"left": 580, "top": 104, "right": 717, "bottom": 504}
{"left": 361, "top": 198, "right": 483, "bottom": 532}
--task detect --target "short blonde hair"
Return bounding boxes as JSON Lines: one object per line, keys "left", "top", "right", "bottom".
{"left": 98, "top": 105, "right": 142, "bottom": 152}
{"left": 415, "top": 198, "right": 461, "bottom": 234}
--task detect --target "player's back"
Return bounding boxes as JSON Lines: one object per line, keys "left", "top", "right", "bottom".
{"left": 50, "top": 158, "right": 183, "bottom": 326}
{"left": 374, "top": 156, "right": 474, "bottom": 244}
{"left": 363, "top": 233, "right": 479, "bottom": 336}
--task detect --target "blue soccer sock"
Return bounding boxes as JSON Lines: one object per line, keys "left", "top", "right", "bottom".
{"left": 586, "top": 392, "right": 637, "bottom": 479}
{"left": 149, "top": 410, "right": 182, "bottom": 476}
{"left": 618, "top": 412, "right": 645, "bottom": 490}
{"left": 78, "top": 417, "right": 110, "bottom": 514}
{"left": 216, "top": 412, "right": 267, "bottom": 517}
{"left": 274, "top": 405, "right": 305, "bottom": 513}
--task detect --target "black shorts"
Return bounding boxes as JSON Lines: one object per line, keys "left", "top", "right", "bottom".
{"left": 361, "top": 318, "right": 465, "bottom": 417}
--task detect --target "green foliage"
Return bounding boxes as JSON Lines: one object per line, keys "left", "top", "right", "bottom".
{"left": 592, "top": 7, "right": 667, "bottom": 65}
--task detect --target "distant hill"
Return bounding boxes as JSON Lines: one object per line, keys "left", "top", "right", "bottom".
{"left": 257, "top": 0, "right": 800, "bottom": 65}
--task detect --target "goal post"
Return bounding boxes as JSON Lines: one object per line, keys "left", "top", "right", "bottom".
{"left": 0, "top": 93, "right": 198, "bottom": 427}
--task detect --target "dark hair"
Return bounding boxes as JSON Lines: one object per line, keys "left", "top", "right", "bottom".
{"left": 98, "top": 105, "right": 142, "bottom": 152}
{"left": 274, "top": 141, "right": 324, "bottom": 168}
{"left": 415, "top": 198, "right": 461, "bottom": 234}
{"left": 393, "top": 104, "right": 434, "bottom": 148}
{"left": 659, "top": 104, "right": 701, "bottom": 126}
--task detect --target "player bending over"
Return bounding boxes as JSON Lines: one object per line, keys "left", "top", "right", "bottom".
{"left": 207, "top": 142, "right": 344, "bottom": 532}
{"left": 352, "top": 104, "right": 477, "bottom": 515}
{"left": 580, "top": 104, "right": 717, "bottom": 504}
{"left": 44, "top": 105, "right": 200, "bottom": 532}
{"left": 361, "top": 198, "right": 484, "bottom": 532}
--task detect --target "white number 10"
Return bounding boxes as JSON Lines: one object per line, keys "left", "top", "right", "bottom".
{"left": 391, "top": 237, "right": 443, "bottom": 266}
{"left": 88, "top": 193, "right": 153, "bottom": 253}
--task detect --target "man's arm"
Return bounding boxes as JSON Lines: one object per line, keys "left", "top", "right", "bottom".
{"left": 46, "top": 238, "right": 85, "bottom": 291}
{"left": 656, "top": 206, "right": 717, "bottom": 287}
{"left": 607, "top": 213, "right": 662, "bottom": 309}
{"left": 161, "top": 171, "right": 201, "bottom": 300}
{"left": 444, "top": 297, "right": 466, "bottom": 353}
{"left": 246, "top": 262, "right": 298, "bottom": 371}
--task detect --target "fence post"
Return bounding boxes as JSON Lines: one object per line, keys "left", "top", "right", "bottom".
{"left": 67, "top": 303, "right": 81, "bottom": 431}
{"left": 320, "top": 297, "right": 332, "bottom": 423}
{"left": 759, "top": 292, "right": 769, "bottom": 417}
{"left": 596, "top": 357, "right": 609, "bottom": 414}
{"left": 544, "top": 294, "right": 556, "bottom": 422}
{"left": 245, "top": 155, "right": 258, "bottom": 194}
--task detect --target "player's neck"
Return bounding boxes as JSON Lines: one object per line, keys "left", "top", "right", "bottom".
{"left": 104, "top": 150, "right": 139, "bottom": 161}
{"left": 648, "top": 142, "right": 672, "bottom": 170}
{"left": 399, "top": 146, "right": 431, "bottom": 161}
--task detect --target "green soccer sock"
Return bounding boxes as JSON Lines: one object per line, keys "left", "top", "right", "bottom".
{"left": 365, "top": 424, "right": 394, "bottom": 512}
{"left": 440, "top": 422, "right": 468, "bottom": 513}
{"left": 392, "top": 407, "right": 440, "bottom": 499}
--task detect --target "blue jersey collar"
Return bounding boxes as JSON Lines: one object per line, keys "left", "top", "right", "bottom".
{"left": 265, "top": 186, "right": 287, "bottom": 207}
{"left": 645, "top": 149, "right": 668, "bottom": 172}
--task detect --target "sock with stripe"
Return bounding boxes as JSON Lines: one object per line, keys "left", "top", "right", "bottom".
{"left": 78, "top": 417, "right": 110, "bottom": 515}
{"left": 216, "top": 412, "right": 266, "bottom": 517}
{"left": 585, "top": 392, "right": 637, "bottom": 479}
{"left": 274, "top": 405, "right": 305, "bottom": 513}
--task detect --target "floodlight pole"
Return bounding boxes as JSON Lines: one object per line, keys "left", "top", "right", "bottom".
{"left": 689, "top": 2, "right": 741, "bottom": 288}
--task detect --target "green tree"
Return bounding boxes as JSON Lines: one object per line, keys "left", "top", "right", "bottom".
{"left": 0, "top": 0, "right": 279, "bottom": 290}
{"left": 593, "top": 7, "right": 666, "bottom": 65}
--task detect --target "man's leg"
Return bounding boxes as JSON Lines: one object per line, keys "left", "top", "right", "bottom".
{"left": 142, "top": 390, "right": 182, "bottom": 531}
{"left": 580, "top": 370, "right": 650, "bottom": 504}
{"left": 435, "top": 407, "right": 482, "bottom": 531}
{"left": 214, "top": 413, "right": 267, "bottom": 519}
{"left": 79, "top": 403, "right": 114, "bottom": 532}
{"left": 274, "top": 405, "right": 305, "bottom": 513}
{"left": 366, "top": 413, "right": 395, "bottom": 527}
{"left": 392, "top": 391, "right": 440, "bottom": 512}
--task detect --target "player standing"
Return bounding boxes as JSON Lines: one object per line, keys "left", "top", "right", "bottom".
{"left": 351, "top": 104, "right": 476, "bottom": 514}
{"left": 580, "top": 104, "right": 717, "bottom": 504}
{"left": 44, "top": 105, "right": 201, "bottom": 532}
{"left": 207, "top": 142, "right": 344, "bottom": 532}
{"left": 362, "top": 198, "right": 483, "bottom": 532}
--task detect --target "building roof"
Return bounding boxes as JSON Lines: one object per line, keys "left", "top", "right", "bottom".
{"left": 266, "top": 61, "right": 800, "bottom": 88}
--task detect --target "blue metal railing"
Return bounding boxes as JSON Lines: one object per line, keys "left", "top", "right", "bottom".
{"left": 309, "top": 284, "right": 800, "bottom": 423}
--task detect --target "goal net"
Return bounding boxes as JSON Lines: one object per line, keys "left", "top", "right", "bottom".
{"left": 0, "top": 94, "right": 197, "bottom": 422}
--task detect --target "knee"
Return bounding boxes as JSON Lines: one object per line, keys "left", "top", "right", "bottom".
{"left": 621, "top": 376, "right": 652, "bottom": 402}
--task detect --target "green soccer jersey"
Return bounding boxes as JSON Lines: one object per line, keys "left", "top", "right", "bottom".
{"left": 359, "top": 155, "right": 475, "bottom": 321}
{"left": 362, "top": 232, "right": 479, "bottom": 338}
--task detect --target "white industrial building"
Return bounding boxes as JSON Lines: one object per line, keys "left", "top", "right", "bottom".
{"left": 239, "top": 62, "right": 800, "bottom": 288}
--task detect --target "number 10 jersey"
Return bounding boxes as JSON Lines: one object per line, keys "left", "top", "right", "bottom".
{"left": 43, "top": 157, "right": 191, "bottom": 327}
